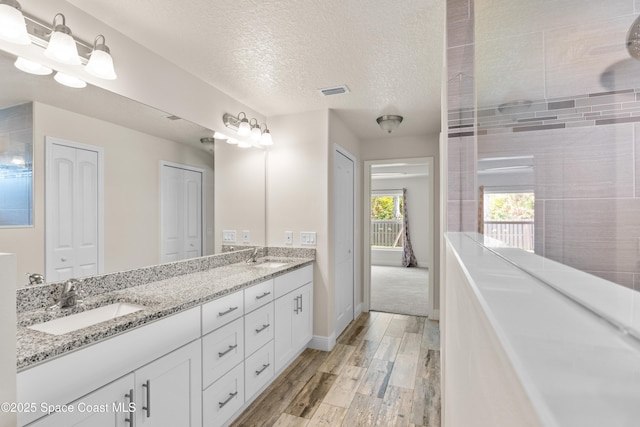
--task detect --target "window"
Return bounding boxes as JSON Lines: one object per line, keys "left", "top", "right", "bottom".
{"left": 371, "top": 193, "right": 403, "bottom": 248}
{"left": 483, "top": 192, "right": 534, "bottom": 251}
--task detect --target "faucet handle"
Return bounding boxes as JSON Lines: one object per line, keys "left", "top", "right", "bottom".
{"left": 26, "top": 273, "right": 45, "bottom": 285}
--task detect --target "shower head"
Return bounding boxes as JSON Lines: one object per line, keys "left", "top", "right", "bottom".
{"left": 626, "top": 15, "right": 640, "bottom": 60}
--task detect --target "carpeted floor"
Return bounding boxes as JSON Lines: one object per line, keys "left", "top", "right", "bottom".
{"left": 370, "top": 265, "right": 429, "bottom": 316}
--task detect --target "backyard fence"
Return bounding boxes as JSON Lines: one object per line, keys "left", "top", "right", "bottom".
{"left": 371, "top": 219, "right": 403, "bottom": 247}
{"left": 484, "top": 220, "right": 534, "bottom": 251}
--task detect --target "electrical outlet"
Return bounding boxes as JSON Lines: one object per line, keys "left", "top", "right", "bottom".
{"left": 300, "top": 232, "right": 317, "bottom": 245}
{"left": 285, "top": 231, "right": 293, "bottom": 245}
{"left": 242, "top": 230, "right": 250, "bottom": 243}
{"left": 222, "top": 230, "right": 237, "bottom": 243}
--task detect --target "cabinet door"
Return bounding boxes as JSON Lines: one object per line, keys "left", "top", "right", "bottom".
{"left": 293, "top": 283, "right": 313, "bottom": 351}
{"left": 274, "top": 293, "right": 295, "bottom": 373}
{"left": 28, "top": 374, "right": 135, "bottom": 427}
{"left": 135, "top": 340, "right": 202, "bottom": 427}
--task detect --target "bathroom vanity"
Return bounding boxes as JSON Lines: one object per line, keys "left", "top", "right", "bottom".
{"left": 15, "top": 252, "right": 314, "bottom": 427}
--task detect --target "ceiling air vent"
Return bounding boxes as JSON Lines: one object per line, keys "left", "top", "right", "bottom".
{"left": 318, "top": 85, "right": 350, "bottom": 96}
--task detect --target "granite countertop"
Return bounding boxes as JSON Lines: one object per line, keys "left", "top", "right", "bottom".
{"left": 17, "top": 257, "right": 313, "bottom": 371}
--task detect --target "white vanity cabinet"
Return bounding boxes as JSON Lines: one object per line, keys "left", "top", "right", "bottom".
{"left": 134, "top": 340, "right": 202, "bottom": 426}
{"left": 274, "top": 266, "right": 313, "bottom": 372}
{"left": 25, "top": 340, "right": 202, "bottom": 427}
{"left": 28, "top": 374, "right": 135, "bottom": 427}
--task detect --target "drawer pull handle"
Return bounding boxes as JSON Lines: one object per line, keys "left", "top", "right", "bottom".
{"left": 255, "top": 323, "right": 270, "bottom": 333}
{"left": 142, "top": 380, "right": 151, "bottom": 418}
{"left": 294, "top": 295, "right": 300, "bottom": 314}
{"left": 219, "top": 391, "right": 238, "bottom": 408}
{"left": 218, "top": 344, "right": 238, "bottom": 358}
{"left": 256, "top": 291, "right": 271, "bottom": 300}
{"left": 255, "top": 363, "right": 270, "bottom": 376}
{"left": 125, "top": 389, "right": 135, "bottom": 426}
{"left": 219, "top": 306, "right": 238, "bottom": 316}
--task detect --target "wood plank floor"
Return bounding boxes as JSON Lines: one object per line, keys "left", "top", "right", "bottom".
{"left": 230, "top": 312, "right": 441, "bottom": 427}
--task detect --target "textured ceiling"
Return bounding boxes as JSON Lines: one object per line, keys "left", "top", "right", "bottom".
{"left": 65, "top": 0, "right": 444, "bottom": 140}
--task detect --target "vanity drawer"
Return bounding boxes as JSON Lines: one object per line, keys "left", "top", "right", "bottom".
{"left": 203, "top": 362, "right": 244, "bottom": 427}
{"left": 245, "top": 341, "right": 275, "bottom": 400}
{"left": 202, "top": 290, "right": 244, "bottom": 334}
{"left": 244, "top": 279, "right": 274, "bottom": 313}
{"left": 244, "top": 302, "right": 274, "bottom": 356}
{"left": 202, "top": 317, "right": 245, "bottom": 388}
{"left": 274, "top": 265, "right": 312, "bottom": 298}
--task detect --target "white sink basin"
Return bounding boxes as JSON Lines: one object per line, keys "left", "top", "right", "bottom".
{"left": 28, "top": 302, "right": 145, "bottom": 336}
{"left": 254, "top": 262, "right": 288, "bottom": 268}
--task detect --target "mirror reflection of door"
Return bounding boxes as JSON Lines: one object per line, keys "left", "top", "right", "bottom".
{"left": 45, "top": 137, "right": 104, "bottom": 281}
{"left": 160, "top": 162, "right": 204, "bottom": 263}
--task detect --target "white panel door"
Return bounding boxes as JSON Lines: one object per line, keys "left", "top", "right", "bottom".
{"left": 46, "top": 139, "right": 101, "bottom": 281}
{"left": 334, "top": 150, "right": 354, "bottom": 338}
{"left": 161, "top": 166, "right": 183, "bottom": 262}
{"left": 183, "top": 169, "right": 202, "bottom": 259}
{"left": 161, "top": 164, "right": 203, "bottom": 263}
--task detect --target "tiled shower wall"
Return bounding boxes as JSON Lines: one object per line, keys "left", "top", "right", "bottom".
{"left": 446, "top": 0, "right": 640, "bottom": 291}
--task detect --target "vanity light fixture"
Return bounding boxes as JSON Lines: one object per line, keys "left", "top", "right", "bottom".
{"left": 226, "top": 138, "right": 239, "bottom": 145}
{"left": 237, "top": 140, "right": 252, "bottom": 149}
{"left": 259, "top": 123, "right": 273, "bottom": 146}
{"left": 14, "top": 56, "right": 52, "bottom": 75}
{"left": 53, "top": 71, "right": 86, "bottom": 88}
{"left": 44, "top": 13, "right": 81, "bottom": 65}
{"left": 85, "top": 34, "right": 116, "bottom": 80}
{"left": 223, "top": 112, "right": 274, "bottom": 147}
{"left": 376, "top": 115, "right": 403, "bottom": 134}
{"left": 0, "top": 0, "right": 30, "bottom": 44}
{"left": 249, "top": 118, "right": 262, "bottom": 141}
{"left": 237, "top": 112, "right": 251, "bottom": 136}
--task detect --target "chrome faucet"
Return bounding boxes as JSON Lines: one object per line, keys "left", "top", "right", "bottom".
{"left": 51, "top": 278, "right": 83, "bottom": 309}
{"left": 26, "top": 273, "right": 45, "bottom": 285}
{"left": 246, "top": 247, "right": 260, "bottom": 263}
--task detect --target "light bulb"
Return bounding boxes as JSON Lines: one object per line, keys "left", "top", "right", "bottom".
{"left": 237, "top": 140, "right": 252, "bottom": 148}
{"left": 226, "top": 138, "right": 239, "bottom": 145}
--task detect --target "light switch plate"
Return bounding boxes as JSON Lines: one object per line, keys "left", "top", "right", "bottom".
{"left": 300, "top": 232, "right": 317, "bottom": 245}
{"left": 223, "top": 230, "right": 237, "bottom": 243}
{"left": 242, "top": 230, "right": 250, "bottom": 243}
{"left": 285, "top": 231, "right": 293, "bottom": 245}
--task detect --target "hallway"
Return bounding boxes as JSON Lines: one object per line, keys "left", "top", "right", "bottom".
{"left": 231, "top": 312, "right": 441, "bottom": 426}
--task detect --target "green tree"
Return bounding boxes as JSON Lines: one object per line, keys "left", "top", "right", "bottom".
{"left": 486, "top": 193, "right": 534, "bottom": 220}
{"left": 371, "top": 196, "right": 403, "bottom": 220}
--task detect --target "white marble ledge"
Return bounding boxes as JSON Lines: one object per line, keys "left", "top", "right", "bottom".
{"left": 446, "top": 232, "right": 640, "bottom": 427}
{"left": 16, "top": 257, "right": 313, "bottom": 371}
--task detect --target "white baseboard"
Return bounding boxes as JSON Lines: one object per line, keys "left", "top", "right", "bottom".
{"left": 430, "top": 309, "right": 440, "bottom": 321}
{"left": 308, "top": 333, "right": 336, "bottom": 352}
{"left": 354, "top": 303, "right": 363, "bottom": 318}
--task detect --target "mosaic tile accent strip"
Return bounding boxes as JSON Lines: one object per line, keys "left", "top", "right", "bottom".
{"left": 16, "top": 247, "right": 315, "bottom": 313}
{"left": 448, "top": 88, "right": 640, "bottom": 136}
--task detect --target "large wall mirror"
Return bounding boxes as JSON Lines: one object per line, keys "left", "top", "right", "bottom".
{"left": 0, "top": 50, "right": 266, "bottom": 287}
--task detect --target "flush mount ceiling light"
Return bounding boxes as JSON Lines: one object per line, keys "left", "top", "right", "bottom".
{"left": 0, "top": 0, "right": 30, "bottom": 44}
{"left": 44, "top": 13, "right": 81, "bottom": 65}
{"left": 376, "top": 115, "right": 403, "bottom": 134}
{"left": 85, "top": 34, "right": 116, "bottom": 80}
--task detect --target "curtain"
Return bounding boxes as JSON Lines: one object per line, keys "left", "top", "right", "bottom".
{"left": 401, "top": 188, "right": 418, "bottom": 267}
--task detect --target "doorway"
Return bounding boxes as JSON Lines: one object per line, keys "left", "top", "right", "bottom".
{"left": 160, "top": 162, "right": 205, "bottom": 263}
{"left": 364, "top": 157, "right": 434, "bottom": 317}
{"left": 45, "top": 137, "right": 104, "bottom": 281}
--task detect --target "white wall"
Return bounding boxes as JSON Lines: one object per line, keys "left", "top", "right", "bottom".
{"left": 0, "top": 253, "right": 16, "bottom": 427}
{"left": 214, "top": 142, "right": 266, "bottom": 252}
{"left": 361, "top": 135, "right": 441, "bottom": 308}
{"left": 266, "top": 110, "right": 331, "bottom": 338}
{"left": 0, "top": 102, "right": 215, "bottom": 283}
{"left": 372, "top": 175, "right": 430, "bottom": 267}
